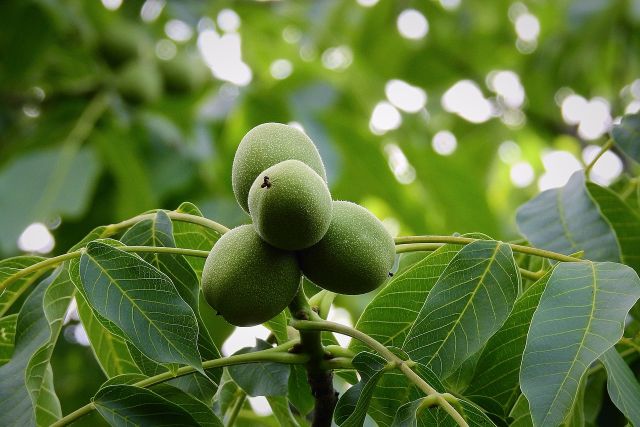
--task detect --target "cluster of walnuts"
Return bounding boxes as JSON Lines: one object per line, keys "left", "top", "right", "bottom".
{"left": 201, "top": 123, "right": 396, "bottom": 327}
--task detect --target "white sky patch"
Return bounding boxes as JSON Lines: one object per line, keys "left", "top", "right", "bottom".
{"left": 487, "top": 70, "right": 525, "bottom": 108}
{"left": 327, "top": 306, "right": 353, "bottom": 347}
{"left": 582, "top": 145, "right": 624, "bottom": 186}
{"left": 321, "top": 46, "right": 353, "bottom": 71}
{"left": 631, "top": 79, "right": 640, "bottom": 99}
{"left": 221, "top": 325, "right": 271, "bottom": 356}
{"left": 498, "top": 140, "right": 521, "bottom": 164}
{"left": 370, "top": 101, "right": 402, "bottom": 134}
{"left": 626, "top": 100, "right": 640, "bottom": 115}
{"left": 357, "top": 0, "right": 379, "bottom": 7}
{"left": 382, "top": 217, "right": 401, "bottom": 237}
{"left": 537, "top": 150, "right": 582, "bottom": 191}
{"left": 141, "top": 0, "right": 164, "bottom": 22}
{"left": 560, "top": 94, "right": 612, "bottom": 140}
{"left": 385, "top": 79, "right": 427, "bottom": 113}
{"left": 397, "top": 9, "right": 428, "bottom": 40}
{"left": 248, "top": 396, "right": 273, "bottom": 416}
{"left": 270, "top": 59, "right": 293, "bottom": 80}
{"left": 578, "top": 98, "right": 611, "bottom": 140}
{"left": 440, "top": 0, "right": 461, "bottom": 10}
{"left": 18, "top": 222, "right": 54, "bottom": 254}
{"left": 287, "top": 121, "right": 305, "bottom": 133}
{"left": 198, "top": 30, "right": 252, "bottom": 86}
{"left": 165, "top": 19, "right": 193, "bottom": 43}
{"left": 101, "top": 0, "right": 122, "bottom": 11}
{"left": 217, "top": 9, "right": 240, "bottom": 33}
{"left": 510, "top": 161, "right": 535, "bottom": 187}
{"left": 515, "top": 13, "right": 540, "bottom": 42}
{"left": 432, "top": 130, "right": 457, "bottom": 156}
{"left": 561, "top": 94, "right": 588, "bottom": 125}
{"left": 385, "top": 143, "right": 416, "bottom": 184}
{"left": 442, "top": 80, "right": 493, "bottom": 123}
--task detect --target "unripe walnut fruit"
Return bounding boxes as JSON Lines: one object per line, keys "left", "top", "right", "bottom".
{"left": 298, "top": 201, "right": 395, "bottom": 295}
{"left": 248, "top": 159, "right": 332, "bottom": 250}
{"left": 201, "top": 225, "right": 301, "bottom": 327}
{"left": 232, "top": 123, "right": 327, "bottom": 213}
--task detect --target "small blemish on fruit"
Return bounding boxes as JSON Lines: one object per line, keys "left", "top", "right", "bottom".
{"left": 261, "top": 176, "right": 272, "bottom": 189}
{"left": 388, "top": 272, "right": 394, "bottom": 277}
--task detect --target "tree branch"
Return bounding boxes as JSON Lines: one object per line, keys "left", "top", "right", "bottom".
{"left": 289, "top": 289, "right": 338, "bottom": 427}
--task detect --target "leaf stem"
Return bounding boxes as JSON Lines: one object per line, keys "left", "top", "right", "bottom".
{"left": 0, "top": 246, "right": 210, "bottom": 293}
{"left": 50, "top": 342, "right": 306, "bottom": 427}
{"left": 394, "top": 243, "right": 545, "bottom": 280}
{"left": 104, "top": 211, "right": 229, "bottom": 236}
{"left": 585, "top": 139, "right": 614, "bottom": 175}
{"left": 291, "top": 319, "right": 469, "bottom": 427}
{"left": 226, "top": 391, "right": 247, "bottom": 427}
{"left": 395, "top": 236, "right": 582, "bottom": 263}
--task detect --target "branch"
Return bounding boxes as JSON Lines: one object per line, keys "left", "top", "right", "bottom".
{"left": 50, "top": 341, "right": 306, "bottom": 427}
{"left": 104, "top": 211, "right": 230, "bottom": 236}
{"left": 289, "top": 289, "right": 339, "bottom": 427}
{"left": 585, "top": 139, "right": 614, "bottom": 175}
{"left": 0, "top": 246, "right": 209, "bottom": 293}
{"left": 395, "top": 235, "right": 582, "bottom": 263}
{"left": 291, "top": 319, "right": 469, "bottom": 427}
{"left": 395, "top": 243, "right": 545, "bottom": 280}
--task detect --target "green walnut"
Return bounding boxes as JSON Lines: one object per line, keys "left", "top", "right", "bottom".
{"left": 248, "top": 159, "right": 332, "bottom": 250}
{"left": 116, "top": 60, "right": 163, "bottom": 105}
{"left": 159, "top": 52, "right": 209, "bottom": 94}
{"left": 201, "top": 225, "right": 301, "bottom": 327}
{"left": 298, "top": 201, "right": 395, "bottom": 295}
{"left": 98, "top": 22, "right": 149, "bottom": 67}
{"left": 232, "top": 123, "right": 327, "bottom": 213}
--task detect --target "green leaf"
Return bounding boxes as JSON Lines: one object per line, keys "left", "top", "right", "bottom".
{"left": 0, "top": 267, "right": 73, "bottom": 426}
{"left": 509, "top": 394, "right": 533, "bottom": 427}
{"left": 600, "top": 347, "right": 640, "bottom": 426}
{"left": 516, "top": 171, "right": 621, "bottom": 262}
{"left": 267, "top": 396, "right": 301, "bottom": 427}
{"left": 464, "top": 271, "right": 551, "bottom": 417}
{"left": 403, "top": 240, "right": 520, "bottom": 376}
{"left": 0, "top": 314, "right": 17, "bottom": 365}
{"left": 288, "top": 365, "right": 314, "bottom": 417}
{"left": 25, "top": 266, "right": 75, "bottom": 426}
{"left": 121, "top": 211, "right": 222, "bottom": 400}
{"left": 585, "top": 182, "right": 640, "bottom": 273}
{"left": 264, "top": 310, "right": 290, "bottom": 345}
{"left": 334, "top": 351, "right": 388, "bottom": 427}
{"left": 151, "top": 383, "right": 224, "bottom": 427}
{"left": 0, "top": 146, "right": 101, "bottom": 253}
{"left": 75, "top": 292, "right": 140, "bottom": 377}
{"left": 93, "top": 384, "right": 201, "bottom": 426}
{"left": 0, "top": 256, "right": 47, "bottom": 316}
{"left": 611, "top": 113, "right": 640, "bottom": 163}
{"left": 352, "top": 242, "right": 465, "bottom": 353}
{"left": 121, "top": 210, "right": 200, "bottom": 308}
{"left": 79, "top": 241, "right": 202, "bottom": 370}
{"left": 353, "top": 347, "right": 445, "bottom": 427}
{"left": 391, "top": 398, "right": 496, "bottom": 427}
{"left": 227, "top": 339, "right": 289, "bottom": 397}
{"left": 520, "top": 262, "right": 640, "bottom": 427}
{"left": 172, "top": 202, "right": 222, "bottom": 277}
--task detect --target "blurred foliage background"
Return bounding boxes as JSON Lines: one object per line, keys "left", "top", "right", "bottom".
{"left": 1, "top": 0, "right": 640, "bottom": 422}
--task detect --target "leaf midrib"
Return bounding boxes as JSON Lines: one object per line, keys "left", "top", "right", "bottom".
{"left": 423, "top": 243, "right": 501, "bottom": 370}
{"left": 84, "top": 248, "right": 195, "bottom": 366}
{"left": 539, "top": 262, "right": 597, "bottom": 427}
